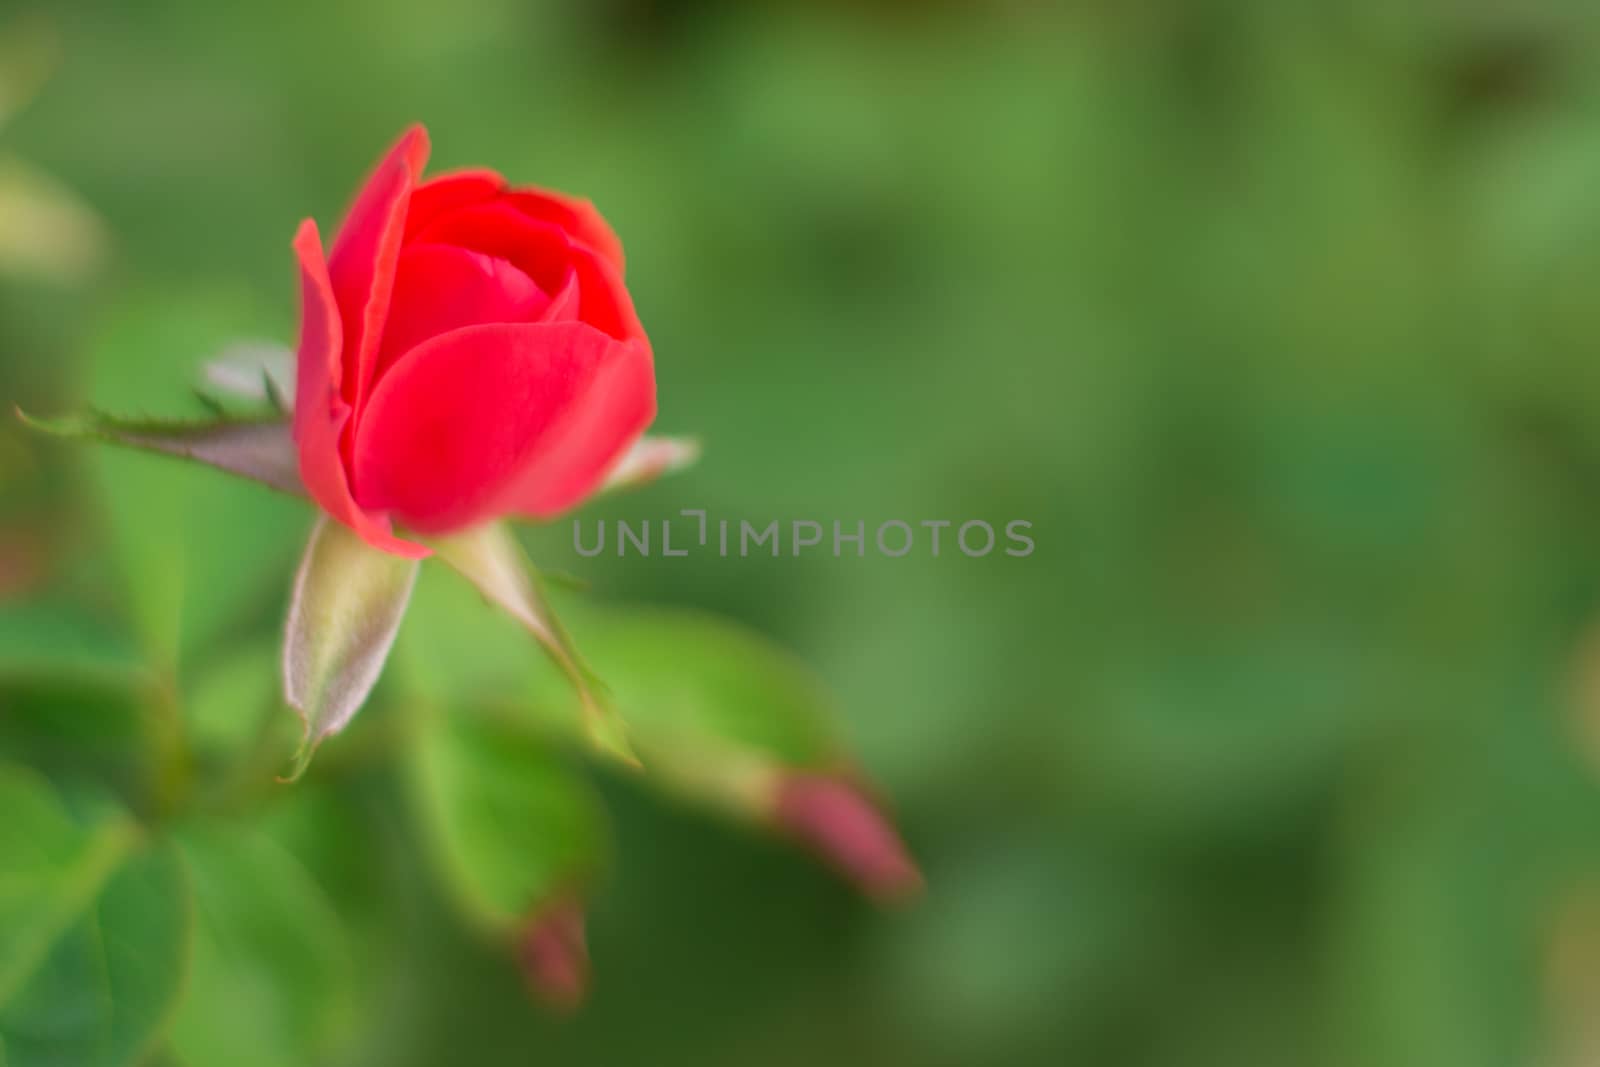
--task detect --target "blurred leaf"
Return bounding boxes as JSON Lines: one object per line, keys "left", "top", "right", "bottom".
{"left": 410, "top": 708, "right": 603, "bottom": 936}
{"left": 283, "top": 516, "right": 419, "bottom": 779}
{"left": 565, "top": 607, "right": 844, "bottom": 775}
{"left": 0, "top": 158, "right": 107, "bottom": 284}
{"left": 0, "top": 689, "right": 148, "bottom": 800}
{"left": 18, "top": 410, "right": 303, "bottom": 499}
{"left": 0, "top": 599, "right": 146, "bottom": 686}
{"left": 183, "top": 639, "right": 278, "bottom": 759}
{"left": 0, "top": 603, "right": 152, "bottom": 800}
{"left": 168, "top": 821, "right": 353, "bottom": 1067}
{"left": 501, "top": 605, "right": 853, "bottom": 856}
{"left": 255, "top": 784, "right": 403, "bottom": 974}
{"left": 433, "top": 522, "right": 636, "bottom": 767}
{"left": 0, "top": 764, "right": 190, "bottom": 1067}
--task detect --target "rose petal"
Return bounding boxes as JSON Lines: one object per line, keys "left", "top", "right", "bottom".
{"left": 494, "top": 341, "right": 655, "bottom": 519}
{"left": 351, "top": 322, "right": 653, "bottom": 533}
{"left": 328, "top": 124, "right": 430, "bottom": 411}
{"left": 410, "top": 203, "right": 646, "bottom": 345}
{"left": 404, "top": 169, "right": 505, "bottom": 240}
{"left": 567, "top": 240, "right": 648, "bottom": 347}
{"left": 500, "top": 188, "right": 626, "bottom": 275}
{"left": 291, "top": 219, "right": 428, "bottom": 559}
{"left": 540, "top": 267, "right": 580, "bottom": 324}
{"left": 411, "top": 202, "right": 570, "bottom": 293}
{"left": 374, "top": 244, "right": 549, "bottom": 381}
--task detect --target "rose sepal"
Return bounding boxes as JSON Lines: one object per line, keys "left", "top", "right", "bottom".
{"left": 16, "top": 406, "right": 304, "bottom": 498}
{"left": 280, "top": 515, "right": 419, "bottom": 780}
{"left": 598, "top": 435, "right": 701, "bottom": 496}
{"left": 431, "top": 521, "right": 639, "bottom": 769}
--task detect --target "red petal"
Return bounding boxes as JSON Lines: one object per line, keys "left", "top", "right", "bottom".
{"left": 500, "top": 188, "right": 626, "bottom": 275}
{"left": 328, "top": 124, "right": 430, "bottom": 411}
{"left": 405, "top": 169, "right": 505, "bottom": 240}
{"left": 494, "top": 341, "right": 655, "bottom": 519}
{"left": 374, "top": 244, "right": 549, "bottom": 382}
{"left": 568, "top": 240, "right": 648, "bottom": 348}
{"left": 540, "top": 267, "right": 580, "bottom": 323}
{"left": 290, "top": 220, "right": 429, "bottom": 559}
{"left": 351, "top": 322, "right": 655, "bottom": 533}
{"left": 411, "top": 202, "right": 570, "bottom": 293}
{"left": 414, "top": 202, "right": 647, "bottom": 346}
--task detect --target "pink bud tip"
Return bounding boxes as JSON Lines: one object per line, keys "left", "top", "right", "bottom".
{"left": 774, "top": 773, "right": 922, "bottom": 902}
{"left": 517, "top": 898, "right": 590, "bottom": 1011}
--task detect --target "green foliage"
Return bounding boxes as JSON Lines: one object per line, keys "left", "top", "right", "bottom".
{"left": 410, "top": 709, "right": 603, "bottom": 934}
{"left": 572, "top": 608, "right": 842, "bottom": 769}
{"left": 0, "top": 600, "right": 144, "bottom": 688}
{"left": 0, "top": 765, "right": 189, "bottom": 1067}
{"left": 167, "top": 822, "right": 353, "bottom": 1067}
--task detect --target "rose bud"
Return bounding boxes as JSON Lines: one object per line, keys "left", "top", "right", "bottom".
{"left": 517, "top": 897, "right": 591, "bottom": 1011}
{"left": 292, "top": 124, "right": 655, "bottom": 557}
{"left": 773, "top": 772, "right": 922, "bottom": 902}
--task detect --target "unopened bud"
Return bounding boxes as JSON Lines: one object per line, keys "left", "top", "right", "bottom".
{"left": 773, "top": 773, "right": 921, "bottom": 902}
{"left": 517, "top": 898, "right": 589, "bottom": 1011}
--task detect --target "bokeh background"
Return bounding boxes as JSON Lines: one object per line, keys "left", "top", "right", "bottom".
{"left": 7, "top": 1, "right": 1600, "bottom": 1065}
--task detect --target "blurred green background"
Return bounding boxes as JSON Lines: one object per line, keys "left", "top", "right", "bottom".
{"left": 8, "top": 1, "right": 1600, "bottom": 1065}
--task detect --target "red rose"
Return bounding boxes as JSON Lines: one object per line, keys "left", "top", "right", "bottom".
{"left": 292, "top": 125, "right": 655, "bottom": 557}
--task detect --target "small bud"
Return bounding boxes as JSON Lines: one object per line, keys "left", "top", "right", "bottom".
{"left": 518, "top": 898, "right": 590, "bottom": 1011}
{"left": 773, "top": 773, "right": 921, "bottom": 902}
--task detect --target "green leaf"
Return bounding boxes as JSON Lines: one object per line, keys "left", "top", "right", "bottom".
{"left": 255, "top": 785, "right": 403, "bottom": 972}
{"left": 282, "top": 516, "right": 419, "bottom": 779}
{"left": 568, "top": 607, "right": 843, "bottom": 771}
{"left": 17, "top": 409, "right": 303, "bottom": 499}
{"left": 167, "top": 822, "right": 353, "bottom": 1067}
{"left": 551, "top": 610, "right": 924, "bottom": 898}
{"left": 410, "top": 709, "right": 603, "bottom": 935}
{"left": 433, "top": 523, "right": 637, "bottom": 768}
{"left": 523, "top": 607, "right": 850, "bottom": 827}
{"left": 0, "top": 690, "right": 150, "bottom": 807}
{"left": 0, "top": 764, "right": 191, "bottom": 1067}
